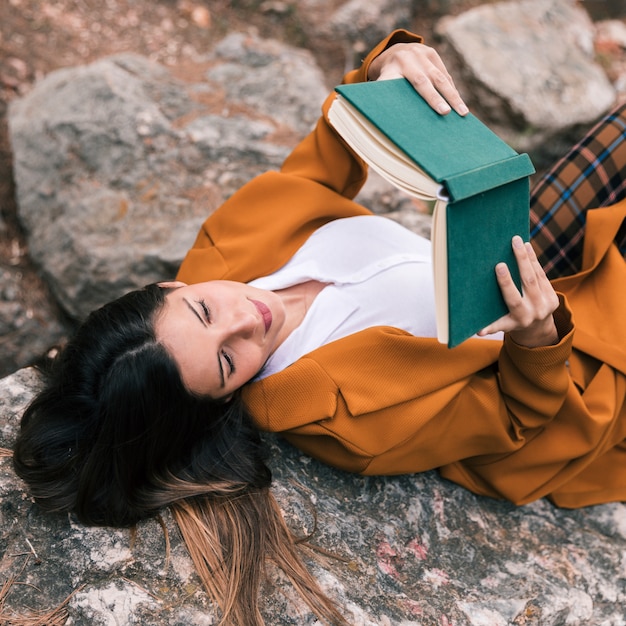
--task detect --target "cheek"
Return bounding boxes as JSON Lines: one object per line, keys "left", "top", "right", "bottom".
{"left": 239, "top": 349, "right": 268, "bottom": 381}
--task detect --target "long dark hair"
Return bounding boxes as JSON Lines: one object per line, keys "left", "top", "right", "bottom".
{"left": 12, "top": 284, "right": 346, "bottom": 625}
{"left": 13, "top": 283, "right": 270, "bottom": 526}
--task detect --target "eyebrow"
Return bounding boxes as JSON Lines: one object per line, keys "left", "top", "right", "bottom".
{"left": 183, "top": 297, "right": 225, "bottom": 388}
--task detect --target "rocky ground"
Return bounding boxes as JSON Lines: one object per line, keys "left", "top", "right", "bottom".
{"left": 1, "top": 0, "right": 626, "bottom": 373}
{"left": 3, "top": 3, "right": 626, "bottom": 624}
{"left": 0, "top": 0, "right": 473, "bottom": 372}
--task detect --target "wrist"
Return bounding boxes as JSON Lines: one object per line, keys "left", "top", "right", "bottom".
{"left": 360, "top": 30, "right": 424, "bottom": 83}
{"left": 509, "top": 318, "right": 559, "bottom": 348}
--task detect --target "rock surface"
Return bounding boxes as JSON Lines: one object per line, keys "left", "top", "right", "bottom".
{"left": 7, "top": 41, "right": 323, "bottom": 321}
{"left": 6, "top": 0, "right": 625, "bottom": 354}
{"left": 3, "top": 1, "right": 626, "bottom": 624}
{"left": 436, "top": 0, "right": 617, "bottom": 163}
{"left": 2, "top": 368, "right": 626, "bottom": 624}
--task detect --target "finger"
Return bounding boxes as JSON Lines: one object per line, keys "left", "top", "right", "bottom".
{"left": 481, "top": 238, "right": 560, "bottom": 340}
{"left": 477, "top": 313, "right": 510, "bottom": 337}
{"left": 511, "top": 237, "right": 547, "bottom": 301}
{"left": 512, "top": 236, "right": 538, "bottom": 291}
{"left": 495, "top": 260, "right": 524, "bottom": 308}
{"left": 371, "top": 43, "right": 469, "bottom": 116}
{"left": 376, "top": 66, "right": 407, "bottom": 81}
{"left": 525, "top": 242, "right": 552, "bottom": 288}
{"left": 513, "top": 239, "right": 556, "bottom": 312}
{"left": 401, "top": 67, "right": 468, "bottom": 116}
{"left": 437, "top": 84, "right": 469, "bottom": 117}
{"left": 521, "top": 241, "right": 560, "bottom": 315}
{"left": 476, "top": 263, "right": 519, "bottom": 337}
{"left": 413, "top": 50, "right": 468, "bottom": 116}
{"left": 504, "top": 238, "right": 560, "bottom": 325}
{"left": 406, "top": 72, "right": 453, "bottom": 115}
{"left": 493, "top": 259, "right": 532, "bottom": 329}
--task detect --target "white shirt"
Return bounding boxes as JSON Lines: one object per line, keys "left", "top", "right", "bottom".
{"left": 250, "top": 215, "right": 437, "bottom": 379}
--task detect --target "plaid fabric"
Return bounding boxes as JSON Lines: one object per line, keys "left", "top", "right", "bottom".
{"left": 530, "top": 102, "right": 626, "bottom": 279}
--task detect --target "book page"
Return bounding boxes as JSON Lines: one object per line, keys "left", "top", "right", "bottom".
{"left": 430, "top": 197, "right": 449, "bottom": 344}
{"left": 328, "top": 98, "right": 444, "bottom": 201}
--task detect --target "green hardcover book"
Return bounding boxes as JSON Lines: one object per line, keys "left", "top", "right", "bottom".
{"left": 328, "top": 78, "right": 535, "bottom": 348}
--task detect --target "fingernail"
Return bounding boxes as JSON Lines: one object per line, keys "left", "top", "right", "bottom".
{"left": 513, "top": 235, "right": 523, "bottom": 248}
{"left": 496, "top": 262, "right": 508, "bottom": 276}
{"left": 458, "top": 104, "right": 469, "bottom": 115}
{"left": 437, "top": 102, "right": 451, "bottom": 114}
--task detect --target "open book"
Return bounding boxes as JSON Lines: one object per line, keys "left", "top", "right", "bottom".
{"left": 328, "top": 78, "right": 535, "bottom": 347}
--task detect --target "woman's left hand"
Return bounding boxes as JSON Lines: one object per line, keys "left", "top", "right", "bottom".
{"left": 367, "top": 42, "right": 469, "bottom": 117}
{"left": 477, "top": 236, "right": 560, "bottom": 348}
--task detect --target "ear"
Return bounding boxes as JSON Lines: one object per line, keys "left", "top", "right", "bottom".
{"left": 220, "top": 393, "right": 234, "bottom": 404}
{"left": 157, "top": 280, "right": 187, "bottom": 289}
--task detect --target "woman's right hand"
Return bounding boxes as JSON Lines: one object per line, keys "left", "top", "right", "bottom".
{"left": 367, "top": 42, "right": 469, "bottom": 117}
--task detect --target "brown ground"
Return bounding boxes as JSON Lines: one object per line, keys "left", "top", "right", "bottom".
{"left": 1, "top": 0, "right": 624, "bottom": 368}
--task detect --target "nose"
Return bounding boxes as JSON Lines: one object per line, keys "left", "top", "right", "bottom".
{"left": 227, "top": 309, "right": 256, "bottom": 338}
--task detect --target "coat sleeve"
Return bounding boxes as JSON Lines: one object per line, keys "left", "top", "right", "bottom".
{"left": 279, "top": 29, "right": 424, "bottom": 198}
{"left": 176, "top": 30, "right": 423, "bottom": 285}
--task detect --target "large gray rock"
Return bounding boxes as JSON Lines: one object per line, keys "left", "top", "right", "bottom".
{"left": 208, "top": 33, "right": 328, "bottom": 136}
{"left": 436, "top": 0, "right": 616, "bottom": 156}
{"left": 7, "top": 30, "right": 426, "bottom": 327}
{"left": 2, "top": 368, "right": 626, "bottom": 624}
{"left": 7, "top": 36, "right": 326, "bottom": 322}
{"left": 8, "top": 53, "right": 212, "bottom": 321}
{"left": 328, "top": 0, "right": 413, "bottom": 51}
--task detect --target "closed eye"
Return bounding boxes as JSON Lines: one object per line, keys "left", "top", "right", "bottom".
{"left": 222, "top": 350, "right": 235, "bottom": 375}
{"left": 197, "top": 299, "right": 212, "bottom": 323}
{"left": 183, "top": 297, "right": 208, "bottom": 327}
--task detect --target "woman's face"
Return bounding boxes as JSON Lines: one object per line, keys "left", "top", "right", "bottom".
{"left": 155, "top": 280, "right": 287, "bottom": 400}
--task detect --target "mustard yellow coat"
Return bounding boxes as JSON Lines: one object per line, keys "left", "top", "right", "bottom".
{"left": 177, "top": 31, "right": 626, "bottom": 509}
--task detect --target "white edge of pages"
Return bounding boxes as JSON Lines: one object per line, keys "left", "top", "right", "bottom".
{"left": 328, "top": 95, "right": 451, "bottom": 345}
{"left": 327, "top": 96, "right": 444, "bottom": 202}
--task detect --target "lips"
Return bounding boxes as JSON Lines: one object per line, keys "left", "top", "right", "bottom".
{"left": 250, "top": 299, "right": 272, "bottom": 333}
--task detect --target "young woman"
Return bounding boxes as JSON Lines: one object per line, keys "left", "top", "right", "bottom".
{"left": 13, "top": 29, "right": 626, "bottom": 625}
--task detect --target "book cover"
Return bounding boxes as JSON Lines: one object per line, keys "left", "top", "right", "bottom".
{"left": 329, "top": 78, "right": 535, "bottom": 347}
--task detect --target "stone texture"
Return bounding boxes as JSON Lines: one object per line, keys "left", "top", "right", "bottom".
{"left": 328, "top": 0, "right": 413, "bottom": 51}
{"left": 8, "top": 53, "right": 209, "bottom": 321}
{"left": 7, "top": 30, "right": 422, "bottom": 326}
{"left": 3, "top": 1, "right": 626, "bottom": 623}
{"left": 0, "top": 262, "right": 68, "bottom": 376}
{"left": 436, "top": 0, "right": 616, "bottom": 158}
{"left": 5, "top": 0, "right": 625, "bottom": 370}
{"left": 7, "top": 38, "right": 325, "bottom": 321}
{"left": 2, "top": 367, "right": 626, "bottom": 624}
{"left": 208, "top": 33, "right": 327, "bottom": 136}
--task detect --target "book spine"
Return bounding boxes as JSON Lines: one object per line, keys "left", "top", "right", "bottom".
{"left": 443, "top": 153, "right": 535, "bottom": 202}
